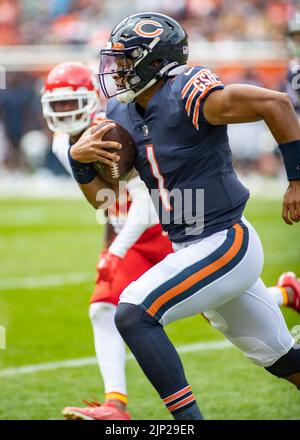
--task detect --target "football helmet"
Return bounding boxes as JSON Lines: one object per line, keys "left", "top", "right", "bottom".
{"left": 98, "top": 12, "right": 189, "bottom": 103}
{"left": 41, "top": 61, "right": 99, "bottom": 135}
{"left": 287, "top": 11, "right": 300, "bottom": 58}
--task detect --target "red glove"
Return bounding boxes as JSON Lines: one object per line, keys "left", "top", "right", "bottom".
{"left": 97, "top": 251, "right": 122, "bottom": 282}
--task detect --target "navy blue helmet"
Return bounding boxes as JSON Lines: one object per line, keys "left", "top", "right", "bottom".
{"left": 98, "top": 12, "right": 189, "bottom": 103}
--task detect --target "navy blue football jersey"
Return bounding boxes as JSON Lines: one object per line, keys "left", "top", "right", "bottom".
{"left": 107, "top": 66, "right": 250, "bottom": 243}
{"left": 286, "top": 60, "right": 300, "bottom": 112}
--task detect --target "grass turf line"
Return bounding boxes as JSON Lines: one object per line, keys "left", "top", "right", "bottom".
{"left": 0, "top": 197, "right": 299, "bottom": 419}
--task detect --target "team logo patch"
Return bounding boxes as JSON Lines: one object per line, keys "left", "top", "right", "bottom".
{"left": 133, "top": 20, "right": 164, "bottom": 38}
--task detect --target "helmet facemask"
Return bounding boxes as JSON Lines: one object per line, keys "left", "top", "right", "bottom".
{"left": 41, "top": 88, "right": 98, "bottom": 135}
{"left": 98, "top": 46, "right": 142, "bottom": 103}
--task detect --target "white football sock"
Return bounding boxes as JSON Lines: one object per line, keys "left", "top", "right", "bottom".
{"left": 89, "top": 302, "right": 127, "bottom": 399}
{"left": 268, "top": 287, "right": 287, "bottom": 307}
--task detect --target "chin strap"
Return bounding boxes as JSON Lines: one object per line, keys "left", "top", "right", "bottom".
{"left": 117, "top": 78, "right": 157, "bottom": 104}
{"left": 117, "top": 63, "right": 188, "bottom": 104}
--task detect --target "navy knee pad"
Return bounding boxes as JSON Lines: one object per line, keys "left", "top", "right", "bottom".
{"left": 265, "top": 345, "right": 300, "bottom": 377}
{"left": 115, "top": 303, "right": 159, "bottom": 337}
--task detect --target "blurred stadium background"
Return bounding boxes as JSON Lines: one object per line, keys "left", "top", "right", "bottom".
{"left": 0, "top": 0, "right": 299, "bottom": 420}
{"left": 0, "top": 0, "right": 298, "bottom": 182}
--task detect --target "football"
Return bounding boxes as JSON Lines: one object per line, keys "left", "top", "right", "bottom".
{"left": 92, "top": 119, "right": 136, "bottom": 184}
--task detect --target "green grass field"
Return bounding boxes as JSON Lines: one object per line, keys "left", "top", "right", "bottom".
{"left": 0, "top": 196, "right": 299, "bottom": 420}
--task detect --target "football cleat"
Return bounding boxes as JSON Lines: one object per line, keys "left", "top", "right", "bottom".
{"left": 62, "top": 400, "right": 131, "bottom": 420}
{"left": 277, "top": 272, "right": 300, "bottom": 313}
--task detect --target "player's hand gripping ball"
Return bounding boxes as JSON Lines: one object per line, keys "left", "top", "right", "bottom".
{"left": 92, "top": 120, "right": 136, "bottom": 184}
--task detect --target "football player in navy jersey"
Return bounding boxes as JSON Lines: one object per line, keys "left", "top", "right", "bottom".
{"left": 270, "top": 12, "right": 300, "bottom": 313}
{"left": 68, "top": 13, "right": 300, "bottom": 420}
{"left": 286, "top": 11, "right": 300, "bottom": 113}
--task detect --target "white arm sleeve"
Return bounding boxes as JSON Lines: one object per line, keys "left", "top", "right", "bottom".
{"left": 108, "top": 176, "right": 160, "bottom": 258}
{"left": 52, "top": 132, "right": 72, "bottom": 175}
{"left": 51, "top": 113, "right": 107, "bottom": 175}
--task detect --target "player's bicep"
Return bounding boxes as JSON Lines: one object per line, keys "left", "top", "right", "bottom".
{"left": 203, "top": 84, "right": 275, "bottom": 125}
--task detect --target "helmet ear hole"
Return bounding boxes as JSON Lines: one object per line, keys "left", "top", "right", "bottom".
{"left": 149, "top": 59, "right": 163, "bottom": 68}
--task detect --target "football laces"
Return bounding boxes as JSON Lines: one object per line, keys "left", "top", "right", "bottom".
{"left": 111, "top": 161, "right": 120, "bottom": 179}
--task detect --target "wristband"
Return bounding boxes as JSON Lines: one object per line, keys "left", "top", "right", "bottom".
{"left": 278, "top": 140, "right": 300, "bottom": 181}
{"left": 68, "top": 147, "right": 97, "bottom": 184}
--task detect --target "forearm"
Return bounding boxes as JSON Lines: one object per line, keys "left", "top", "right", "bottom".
{"left": 108, "top": 200, "right": 151, "bottom": 257}
{"left": 103, "top": 219, "right": 116, "bottom": 248}
{"left": 79, "top": 177, "right": 118, "bottom": 209}
{"left": 79, "top": 178, "right": 106, "bottom": 209}
{"left": 52, "top": 139, "right": 117, "bottom": 209}
{"left": 52, "top": 140, "right": 73, "bottom": 175}
{"left": 109, "top": 176, "right": 160, "bottom": 257}
{"left": 66, "top": 120, "right": 123, "bottom": 208}
{"left": 205, "top": 84, "right": 300, "bottom": 143}
{"left": 257, "top": 90, "right": 300, "bottom": 144}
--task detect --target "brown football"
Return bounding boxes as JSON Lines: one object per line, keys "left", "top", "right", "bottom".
{"left": 91, "top": 119, "right": 136, "bottom": 184}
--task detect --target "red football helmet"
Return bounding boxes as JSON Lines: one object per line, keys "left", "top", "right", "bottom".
{"left": 41, "top": 61, "right": 99, "bottom": 135}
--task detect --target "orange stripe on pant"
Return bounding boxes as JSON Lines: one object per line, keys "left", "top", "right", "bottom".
{"left": 146, "top": 223, "right": 244, "bottom": 318}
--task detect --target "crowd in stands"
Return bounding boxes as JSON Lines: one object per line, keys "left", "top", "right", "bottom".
{"left": 0, "top": 0, "right": 298, "bottom": 175}
{"left": 0, "top": 0, "right": 298, "bottom": 46}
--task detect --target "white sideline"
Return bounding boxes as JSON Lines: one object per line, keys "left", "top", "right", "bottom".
{"left": 0, "top": 272, "right": 93, "bottom": 291}
{"left": 0, "top": 340, "right": 232, "bottom": 377}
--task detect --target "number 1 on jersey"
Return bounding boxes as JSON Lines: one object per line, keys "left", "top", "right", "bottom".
{"left": 145, "top": 144, "right": 172, "bottom": 212}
